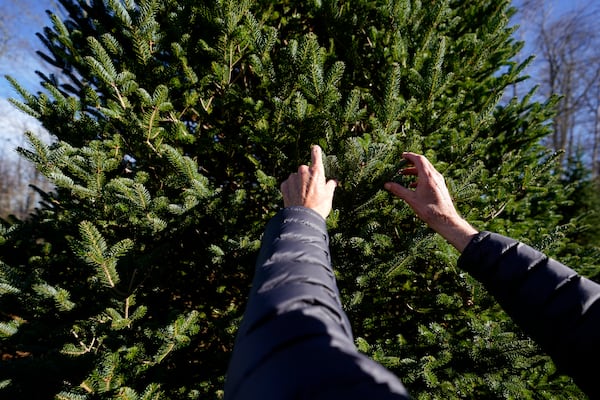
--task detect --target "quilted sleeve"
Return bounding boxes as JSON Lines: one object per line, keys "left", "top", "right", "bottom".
{"left": 224, "top": 206, "right": 409, "bottom": 400}
{"left": 458, "top": 231, "right": 600, "bottom": 398}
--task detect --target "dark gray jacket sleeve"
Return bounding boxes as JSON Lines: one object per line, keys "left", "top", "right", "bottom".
{"left": 224, "top": 207, "right": 409, "bottom": 400}
{"left": 458, "top": 231, "right": 600, "bottom": 398}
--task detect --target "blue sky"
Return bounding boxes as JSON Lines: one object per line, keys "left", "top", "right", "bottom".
{"left": 0, "top": 0, "right": 60, "bottom": 98}
{"left": 0, "top": 0, "right": 58, "bottom": 153}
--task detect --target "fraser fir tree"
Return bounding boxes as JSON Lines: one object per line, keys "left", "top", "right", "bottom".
{"left": 0, "top": 0, "right": 586, "bottom": 398}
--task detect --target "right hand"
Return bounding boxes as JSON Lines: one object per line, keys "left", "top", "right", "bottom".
{"left": 280, "top": 145, "right": 337, "bottom": 220}
{"left": 384, "top": 152, "right": 478, "bottom": 252}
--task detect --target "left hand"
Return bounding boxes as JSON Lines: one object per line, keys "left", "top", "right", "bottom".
{"left": 281, "top": 145, "right": 337, "bottom": 219}
{"left": 384, "top": 152, "right": 478, "bottom": 252}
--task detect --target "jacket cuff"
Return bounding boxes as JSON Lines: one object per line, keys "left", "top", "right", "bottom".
{"left": 281, "top": 206, "right": 327, "bottom": 224}
{"left": 457, "top": 231, "right": 499, "bottom": 279}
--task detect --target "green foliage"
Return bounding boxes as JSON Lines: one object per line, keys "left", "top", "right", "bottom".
{"left": 552, "top": 154, "right": 600, "bottom": 281}
{"left": 0, "top": 0, "right": 590, "bottom": 398}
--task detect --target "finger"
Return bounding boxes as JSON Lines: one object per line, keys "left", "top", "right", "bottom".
{"left": 310, "top": 145, "right": 324, "bottom": 175}
{"left": 325, "top": 179, "right": 337, "bottom": 195}
{"left": 281, "top": 172, "right": 299, "bottom": 192}
{"left": 280, "top": 173, "right": 292, "bottom": 190}
{"left": 400, "top": 167, "right": 418, "bottom": 176}
{"left": 402, "top": 152, "right": 430, "bottom": 173}
{"left": 298, "top": 164, "right": 310, "bottom": 176}
{"left": 384, "top": 182, "right": 414, "bottom": 201}
{"left": 280, "top": 180, "right": 291, "bottom": 206}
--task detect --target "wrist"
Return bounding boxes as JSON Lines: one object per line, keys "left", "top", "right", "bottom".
{"left": 435, "top": 216, "right": 478, "bottom": 252}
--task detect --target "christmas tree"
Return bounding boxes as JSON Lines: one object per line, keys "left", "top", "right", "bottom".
{"left": 0, "top": 0, "right": 585, "bottom": 398}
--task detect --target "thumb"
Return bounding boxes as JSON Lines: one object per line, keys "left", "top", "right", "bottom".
{"left": 326, "top": 179, "right": 338, "bottom": 196}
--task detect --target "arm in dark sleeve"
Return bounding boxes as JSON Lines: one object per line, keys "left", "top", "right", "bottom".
{"left": 458, "top": 231, "right": 600, "bottom": 398}
{"left": 224, "top": 207, "right": 409, "bottom": 400}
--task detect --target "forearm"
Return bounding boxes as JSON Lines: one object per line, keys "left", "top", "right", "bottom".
{"left": 225, "top": 207, "right": 353, "bottom": 398}
{"left": 238, "top": 206, "right": 351, "bottom": 337}
{"left": 225, "top": 207, "right": 410, "bottom": 399}
{"left": 458, "top": 231, "right": 600, "bottom": 398}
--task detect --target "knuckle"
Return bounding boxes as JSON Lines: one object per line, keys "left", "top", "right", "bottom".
{"left": 298, "top": 165, "right": 310, "bottom": 174}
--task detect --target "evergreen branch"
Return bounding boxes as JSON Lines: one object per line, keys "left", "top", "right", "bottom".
{"left": 153, "top": 311, "right": 200, "bottom": 364}
{"left": 426, "top": 36, "right": 447, "bottom": 107}
{"left": 137, "top": 88, "right": 152, "bottom": 104}
{"left": 106, "top": 307, "right": 132, "bottom": 330}
{"left": 75, "top": 221, "right": 123, "bottom": 289}
{"left": 33, "top": 283, "right": 75, "bottom": 312}
{"left": 0, "top": 320, "right": 20, "bottom": 338}
{"left": 6, "top": 97, "right": 40, "bottom": 119}
{"left": 0, "top": 282, "right": 20, "bottom": 296}
{"left": 6, "top": 75, "right": 40, "bottom": 117}
{"left": 111, "top": 82, "right": 127, "bottom": 110}
{"left": 161, "top": 144, "right": 213, "bottom": 199}
{"left": 86, "top": 36, "right": 118, "bottom": 81}
{"left": 107, "top": 0, "right": 133, "bottom": 26}
{"left": 61, "top": 330, "right": 98, "bottom": 357}
{"left": 151, "top": 85, "right": 169, "bottom": 106}
{"left": 133, "top": 32, "right": 153, "bottom": 65}
{"left": 140, "top": 383, "right": 163, "bottom": 400}
{"left": 100, "top": 33, "right": 123, "bottom": 56}
{"left": 86, "top": 56, "right": 116, "bottom": 86}
{"left": 140, "top": 0, "right": 160, "bottom": 21}
{"left": 109, "top": 238, "right": 135, "bottom": 261}
{"left": 145, "top": 106, "right": 162, "bottom": 145}
{"left": 48, "top": 11, "right": 71, "bottom": 41}
{"left": 107, "top": 178, "right": 150, "bottom": 210}
{"left": 154, "top": 342, "right": 175, "bottom": 365}
{"left": 42, "top": 81, "right": 71, "bottom": 110}
{"left": 343, "top": 88, "right": 366, "bottom": 125}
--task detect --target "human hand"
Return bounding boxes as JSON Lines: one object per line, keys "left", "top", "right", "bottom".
{"left": 384, "top": 152, "right": 478, "bottom": 252}
{"left": 281, "top": 145, "right": 337, "bottom": 219}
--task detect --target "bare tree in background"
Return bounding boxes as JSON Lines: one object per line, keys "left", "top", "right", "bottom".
{"left": 0, "top": 14, "right": 8, "bottom": 57}
{"left": 0, "top": 103, "right": 52, "bottom": 220}
{"left": 515, "top": 0, "right": 600, "bottom": 176}
{"left": 584, "top": 61, "right": 600, "bottom": 179}
{"left": 0, "top": 138, "right": 48, "bottom": 220}
{"left": 0, "top": 0, "right": 58, "bottom": 219}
